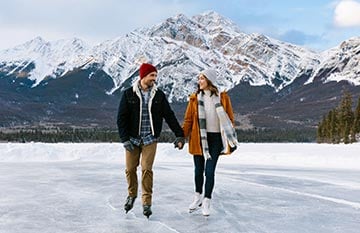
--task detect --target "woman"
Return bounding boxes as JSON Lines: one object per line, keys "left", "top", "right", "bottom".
{"left": 182, "top": 69, "right": 238, "bottom": 216}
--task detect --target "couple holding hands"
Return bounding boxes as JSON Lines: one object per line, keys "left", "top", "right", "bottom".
{"left": 117, "top": 63, "right": 238, "bottom": 218}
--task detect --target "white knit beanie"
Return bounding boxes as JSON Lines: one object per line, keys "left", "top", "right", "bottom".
{"left": 201, "top": 69, "right": 217, "bottom": 84}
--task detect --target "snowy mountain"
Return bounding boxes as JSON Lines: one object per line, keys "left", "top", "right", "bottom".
{"left": 0, "top": 37, "right": 92, "bottom": 86}
{"left": 0, "top": 11, "right": 358, "bottom": 97}
{"left": 0, "top": 12, "right": 319, "bottom": 96}
{"left": 306, "top": 37, "right": 360, "bottom": 86}
{"left": 0, "top": 11, "right": 360, "bottom": 129}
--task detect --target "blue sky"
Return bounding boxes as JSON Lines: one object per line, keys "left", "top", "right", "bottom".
{"left": 0, "top": 0, "right": 359, "bottom": 51}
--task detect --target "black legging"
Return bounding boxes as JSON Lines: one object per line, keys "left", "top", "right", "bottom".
{"left": 193, "top": 132, "right": 223, "bottom": 199}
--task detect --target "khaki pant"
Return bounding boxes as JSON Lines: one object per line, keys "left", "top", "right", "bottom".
{"left": 125, "top": 143, "right": 157, "bottom": 205}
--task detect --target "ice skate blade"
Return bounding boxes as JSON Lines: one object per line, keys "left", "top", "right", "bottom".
{"left": 189, "top": 208, "right": 198, "bottom": 213}
{"left": 189, "top": 203, "right": 202, "bottom": 213}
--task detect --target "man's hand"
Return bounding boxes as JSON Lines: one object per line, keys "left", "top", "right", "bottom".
{"left": 173, "top": 137, "right": 185, "bottom": 150}
{"left": 123, "top": 140, "right": 134, "bottom": 152}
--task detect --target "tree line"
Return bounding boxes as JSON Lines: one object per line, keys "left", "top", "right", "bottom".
{"left": 317, "top": 91, "right": 360, "bottom": 144}
{"left": 0, "top": 128, "right": 119, "bottom": 143}
{"left": 0, "top": 127, "right": 316, "bottom": 143}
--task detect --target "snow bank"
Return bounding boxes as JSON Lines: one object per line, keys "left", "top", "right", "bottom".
{"left": 0, "top": 142, "right": 359, "bottom": 170}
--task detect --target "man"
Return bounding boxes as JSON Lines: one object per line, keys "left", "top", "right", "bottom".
{"left": 117, "top": 63, "right": 185, "bottom": 218}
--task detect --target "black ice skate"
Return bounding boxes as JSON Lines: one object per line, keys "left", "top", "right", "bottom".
{"left": 124, "top": 196, "right": 136, "bottom": 213}
{"left": 143, "top": 205, "right": 152, "bottom": 219}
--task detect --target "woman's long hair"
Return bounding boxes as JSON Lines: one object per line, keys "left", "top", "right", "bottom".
{"left": 196, "top": 78, "right": 219, "bottom": 96}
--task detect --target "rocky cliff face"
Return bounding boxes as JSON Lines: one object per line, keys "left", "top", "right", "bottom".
{"left": 0, "top": 11, "right": 359, "bottom": 129}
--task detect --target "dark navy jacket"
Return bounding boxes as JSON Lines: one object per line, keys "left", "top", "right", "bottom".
{"left": 117, "top": 82, "right": 184, "bottom": 142}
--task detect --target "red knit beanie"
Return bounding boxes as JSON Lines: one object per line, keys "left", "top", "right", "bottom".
{"left": 139, "top": 63, "right": 157, "bottom": 79}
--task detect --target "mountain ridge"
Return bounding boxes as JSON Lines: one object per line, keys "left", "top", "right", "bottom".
{"left": 0, "top": 11, "right": 359, "bottom": 130}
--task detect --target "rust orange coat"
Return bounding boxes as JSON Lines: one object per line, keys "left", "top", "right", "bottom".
{"left": 182, "top": 92, "right": 235, "bottom": 156}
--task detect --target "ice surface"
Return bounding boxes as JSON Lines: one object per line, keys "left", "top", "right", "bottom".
{"left": 0, "top": 143, "right": 359, "bottom": 233}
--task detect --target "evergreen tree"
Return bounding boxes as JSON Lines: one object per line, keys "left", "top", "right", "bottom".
{"left": 338, "top": 91, "right": 354, "bottom": 144}
{"left": 353, "top": 96, "right": 360, "bottom": 134}
{"left": 324, "top": 112, "right": 331, "bottom": 142}
{"left": 329, "top": 109, "right": 339, "bottom": 143}
{"left": 317, "top": 120, "right": 325, "bottom": 143}
{"left": 316, "top": 91, "right": 359, "bottom": 144}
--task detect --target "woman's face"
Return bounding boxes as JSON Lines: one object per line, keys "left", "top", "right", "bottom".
{"left": 198, "top": 74, "right": 209, "bottom": 90}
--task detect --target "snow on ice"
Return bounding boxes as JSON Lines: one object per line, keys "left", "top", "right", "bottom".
{"left": 0, "top": 143, "right": 359, "bottom": 233}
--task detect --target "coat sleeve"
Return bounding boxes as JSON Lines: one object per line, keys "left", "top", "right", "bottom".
{"left": 221, "top": 92, "right": 235, "bottom": 125}
{"left": 182, "top": 94, "right": 195, "bottom": 138}
{"left": 117, "top": 90, "right": 130, "bottom": 142}
{"left": 161, "top": 92, "right": 184, "bottom": 138}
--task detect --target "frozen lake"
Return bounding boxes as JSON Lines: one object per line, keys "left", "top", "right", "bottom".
{"left": 0, "top": 143, "right": 359, "bottom": 233}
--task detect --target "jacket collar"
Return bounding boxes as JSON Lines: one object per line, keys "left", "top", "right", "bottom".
{"left": 132, "top": 79, "right": 158, "bottom": 92}
{"left": 132, "top": 79, "right": 158, "bottom": 99}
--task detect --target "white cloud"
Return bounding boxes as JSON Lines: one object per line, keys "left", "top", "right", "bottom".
{"left": 334, "top": 0, "right": 360, "bottom": 27}
{"left": 0, "top": 0, "right": 200, "bottom": 50}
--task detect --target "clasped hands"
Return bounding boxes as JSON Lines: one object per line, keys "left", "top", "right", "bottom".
{"left": 173, "top": 137, "right": 185, "bottom": 150}
{"left": 123, "top": 137, "right": 185, "bottom": 152}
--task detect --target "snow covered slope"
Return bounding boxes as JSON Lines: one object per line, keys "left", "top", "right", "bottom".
{"left": 2, "top": 11, "right": 358, "bottom": 102}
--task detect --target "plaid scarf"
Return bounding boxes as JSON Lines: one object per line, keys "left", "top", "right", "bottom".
{"left": 197, "top": 92, "right": 238, "bottom": 160}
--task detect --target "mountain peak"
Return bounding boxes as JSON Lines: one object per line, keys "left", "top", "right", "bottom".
{"left": 200, "top": 10, "right": 225, "bottom": 19}
{"left": 27, "top": 36, "right": 46, "bottom": 44}
{"left": 0, "top": 36, "right": 50, "bottom": 61}
{"left": 172, "top": 13, "right": 189, "bottom": 21}
{"left": 339, "top": 36, "right": 360, "bottom": 51}
{"left": 192, "top": 11, "right": 242, "bottom": 34}
{"left": 20, "top": 36, "right": 49, "bottom": 51}
{"left": 0, "top": 11, "right": 359, "bottom": 99}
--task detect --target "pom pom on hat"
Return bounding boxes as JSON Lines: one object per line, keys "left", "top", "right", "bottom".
{"left": 139, "top": 63, "right": 157, "bottom": 79}
{"left": 201, "top": 69, "right": 217, "bottom": 84}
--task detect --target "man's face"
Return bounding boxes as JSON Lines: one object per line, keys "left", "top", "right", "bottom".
{"left": 141, "top": 71, "right": 157, "bottom": 88}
